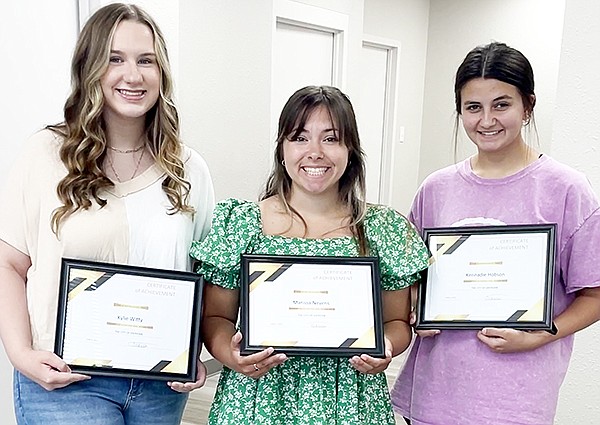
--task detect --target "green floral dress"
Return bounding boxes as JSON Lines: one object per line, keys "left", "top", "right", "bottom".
{"left": 190, "top": 198, "right": 429, "bottom": 425}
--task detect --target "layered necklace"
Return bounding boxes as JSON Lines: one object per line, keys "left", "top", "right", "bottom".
{"left": 106, "top": 141, "right": 146, "bottom": 183}
{"left": 107, "top": 144, "right": 145, "bottom": 154}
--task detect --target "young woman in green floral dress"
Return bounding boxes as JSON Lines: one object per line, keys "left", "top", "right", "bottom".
{"left": 190, "top": 85, "right": 429, "bottom": 424}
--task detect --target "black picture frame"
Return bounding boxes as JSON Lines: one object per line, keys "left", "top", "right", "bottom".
{"left": 239, "top": 254, "right": 385, "bottom": 357}
{"left": 415, "top": 224, "right": 556, "bottom": 332}
{"left": 54, "top": 258, "right": 203, "bottom": 381}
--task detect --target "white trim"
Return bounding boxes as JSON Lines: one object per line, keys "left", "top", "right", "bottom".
{"left": 270, "top": 0, "right": 350, "bottom": 146}
{"left": 362, "top": 34, "right": 401, "bottom": 205}
{"left": 77, "top": 0, "right": 101, "bottom": 31}
{"left": 273, "top": 0, "right": 349, "bottom": 89}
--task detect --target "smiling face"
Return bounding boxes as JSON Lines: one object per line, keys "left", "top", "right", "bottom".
{"left": 282, "top": 105, "right": 349, "bottom": 198}
{"left": 460, "top": 77, "right": 529, "bottom": 155}
{"left": 100, "top": 20, "right": 160, "bottom": 126}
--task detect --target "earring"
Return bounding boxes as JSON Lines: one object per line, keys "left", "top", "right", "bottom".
{"left": 281, "top": 160, "right": 286, "bottom": 166}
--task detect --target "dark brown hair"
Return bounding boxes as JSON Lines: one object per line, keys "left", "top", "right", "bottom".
{"left": 261, "top": 85, "right": 369, "bottom": 255}
{"left": 453, "top": 42, "right": 538, "bottom": 154}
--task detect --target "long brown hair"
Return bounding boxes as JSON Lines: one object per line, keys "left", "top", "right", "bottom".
{"left": 50, "top": 3, "right": 193, "bottom": 234}
{"left": 261, "top": 85, "right": 369, "bottom": 255}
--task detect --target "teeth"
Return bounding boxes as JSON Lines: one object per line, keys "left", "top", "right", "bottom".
{"left": 118, "top": 89, "right": 145, "bottom": 97}
{"left": 480, "top": 130, "right": 501, "bottom": 136}
{"left": 303, "top": 167, "right": 327, "bottom": 176}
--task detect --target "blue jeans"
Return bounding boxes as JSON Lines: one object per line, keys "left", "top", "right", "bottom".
{"left": 13, "top": 371, "right": 188, "bottom": 425}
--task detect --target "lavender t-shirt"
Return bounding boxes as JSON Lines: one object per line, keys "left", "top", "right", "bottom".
{"left": 392, "top": 155, "right": 600, "bottom": 425}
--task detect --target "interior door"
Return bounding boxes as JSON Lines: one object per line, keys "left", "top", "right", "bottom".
{"left": 355, "top": 37, "right": 400, "bottom": 204}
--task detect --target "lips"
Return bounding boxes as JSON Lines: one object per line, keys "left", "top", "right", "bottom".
{"left": 302, "top": 166, "right": 329, "bottom": 176}
{"left": 116, "top": 88, "right": 146, "bottom": 100}
{"left": 478, "top": 129, "right": 503, "bottom": 136}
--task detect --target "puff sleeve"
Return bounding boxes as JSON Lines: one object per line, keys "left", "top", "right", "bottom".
{"left": 365, "top": 205, "right": 429, "bottom": 291}
{"left": 189, "top": 198, "right": 261, "bottom": 289}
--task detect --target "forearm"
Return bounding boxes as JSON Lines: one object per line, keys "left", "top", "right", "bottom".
{"left": 202, "top": 315, "right": 238, "bottom": 369}
{"left": 545, "top": 287, "right": 600, "bottom": 344}
{"left": 200, "top": 283, "right": 242, "bottom": 369}
{"left": 381, "top": 287, "right": 412, "bottom": 356}
{"left": 479, "top": 286, "right": 600, "bottom": 353}
{"left": 384, "top": 319, "right": 412, "bottom": 357}
{"left": 0, "top": 241, "right": 93, "bottom": 389}
{"left": 0, "top": 267, "right": 34, "bottom": 367}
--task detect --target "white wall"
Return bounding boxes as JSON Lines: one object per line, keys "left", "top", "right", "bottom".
{"left": 419, "top": 0, "right": 565, "bottom": 181}
{"left": 0, "top": 1, "right": 77, "bottom": 423}
{"left": 177, "top": 0, "right": 428, "bottom": 211}
{"left": 363, "top": 0, "right": 430, "bottom": 213}
{"left": 178, "top": 1, "right": 274, "bottom": 202}
{"left": 0, "top": 0, "right": 76, "bottom": 167}
{"left": 552, "top": 0, "right": 600, "bottom": 422}
{"left": 178, "top": 0, "right": 368, "bottom": 204}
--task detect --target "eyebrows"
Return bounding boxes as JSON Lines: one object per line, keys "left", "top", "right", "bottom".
{"left": 292, "top": 126, "right": 338, "bottom": 134}
{"left": 463, "top": 94, "right": 514, "bottom": 105}
{"left": 109, "top": 49, "right": 156, "bottom": 57}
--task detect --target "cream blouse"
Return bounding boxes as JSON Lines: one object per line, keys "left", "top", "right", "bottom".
{"left": 0, "top": 130, "right": 214, "bottom": 351}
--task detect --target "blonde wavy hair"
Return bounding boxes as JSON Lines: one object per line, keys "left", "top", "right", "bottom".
{"left": 49, "top": 3, "right": 193, "bottom": 234}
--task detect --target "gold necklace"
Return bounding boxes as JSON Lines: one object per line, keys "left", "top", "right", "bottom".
{"left": 107, "top": 144, "right": 145, "bottom": 154}
{"left": 107, "top": 148, "right": 146, "bottom": 182}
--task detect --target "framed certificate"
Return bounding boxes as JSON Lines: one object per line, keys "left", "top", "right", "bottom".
{"left": 239, "top": 254, "right": 385, "bottom": 357}
{"left": 54, "top": 258, "right": 203, "bottom": 381}
{"left": 415, "top": 224, "right": 556, "bottom": 332}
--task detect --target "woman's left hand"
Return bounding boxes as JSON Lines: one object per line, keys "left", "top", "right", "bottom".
{"left": 349, "top": 338, "right": 393, "bottom": 374}
{"left": 168, "top": 360, "right": 207, "bottom": 392}
{"left": 477, "top": 328, "right": 550, "bottom": 353}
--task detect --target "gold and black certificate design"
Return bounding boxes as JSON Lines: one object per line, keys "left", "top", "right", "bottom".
{"left": 415, "top": 224, "right": 556, "bottom": 332}
{"left": 240, "top": 254, "right": 385, "bottom": 357}
{"left": 54, "top": 258, "right": 203, "bottom": 381}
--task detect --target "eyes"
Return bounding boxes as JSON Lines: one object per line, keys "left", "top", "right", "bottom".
{"left": 108, "top": 55, "right": 156, "bottom": 66}
{"left": 463, "top": 100, "right": 512, "bottom": 113}
{"left": 288, "top": 134, "right": 339, "bottom": 144}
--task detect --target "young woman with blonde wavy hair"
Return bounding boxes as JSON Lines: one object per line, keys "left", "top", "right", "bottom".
{"left": 0, "top": 3, "right": 214, "bottom": 424}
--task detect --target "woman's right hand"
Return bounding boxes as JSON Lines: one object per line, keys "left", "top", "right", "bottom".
{"left": 228, "top": 331, "right": 287, "bottom": 379}
{"left": 410, "top": 310, "right": 441, "bottom": 338}
{"left": 409, "top": 285, "right": 440, "bottom": 338}
{"left": 13, "top": 348, "right": 90, "bottom": 391}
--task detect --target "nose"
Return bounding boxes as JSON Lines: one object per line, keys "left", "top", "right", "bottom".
{"left": 307, "top": 140, "right": 324, "bottom": 160}
{"left": 481, "top": 108, "right": 496, "bottom": 127}
{"left": 123, "top": 61, "right": 142, "bottom": 84}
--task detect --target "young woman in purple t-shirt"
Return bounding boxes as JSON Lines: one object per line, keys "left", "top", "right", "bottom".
{"left": 392, "top": 42, "right": 600, "bottom": 425}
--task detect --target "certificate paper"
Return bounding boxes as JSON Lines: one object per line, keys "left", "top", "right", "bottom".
{"left": 239, "top": 255, "right": 385, "bottom": 357}
{"left": 415, "top": 224, "right": 556, "bottom": 331}
{"left": 54, "top": 258, "right": 203, "bottom": 381}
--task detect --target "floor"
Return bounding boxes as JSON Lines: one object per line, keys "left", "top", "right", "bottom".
{"left": 181, "top": 355, "right": 408, "bottom": 425}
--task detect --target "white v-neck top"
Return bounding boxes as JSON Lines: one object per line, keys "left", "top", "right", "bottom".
{"left": 0, "top": 129, "right": 215, "bottom": 350}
